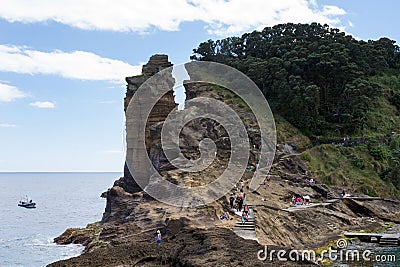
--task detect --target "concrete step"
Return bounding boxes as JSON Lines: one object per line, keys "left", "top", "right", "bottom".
{"left": 233, "top": 227, "right": 255, "bottom": 231}
{"left": 232, "top": 203, "right": 258, "bottom": 241}
{"left": 233, "top": 225, "right": 255, "bottom": 228}
{"left": 235, "top": 221, "right": 255, "bottom": 225}
{"left": 234, "top": 223, "right": 256, "bottom": 228}
{"left": 233, "top": 225, "right": 256, "bottom": 230}
{"left": 235, "top": 225, "right": 255, "bottom": 228}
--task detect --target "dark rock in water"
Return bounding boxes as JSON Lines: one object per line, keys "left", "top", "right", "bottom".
{"left": 54, "top": 223, "right": 101, "bottom": 247}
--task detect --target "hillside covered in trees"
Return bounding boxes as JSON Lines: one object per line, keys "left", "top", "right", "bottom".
{"left": 191, "top": 23, "right": 400, "bottom": 196}
{"left": 192, "top": 23, "right": 400, "bottom": 136}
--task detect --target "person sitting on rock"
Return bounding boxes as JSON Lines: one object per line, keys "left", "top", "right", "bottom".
{"left": 295, "top": 197, "right": 303, "bottom": 206}
{"left": 262, "top": 175, "right": 271, "bottom": 186}
{"left": 291, "top": 195, "right": 296, "bottom": 205}
{"left": 303, "top": 195, "right": 311, "bottom": 205}
{"left": 220, "top": 211, "right": 230, "bottom": 221}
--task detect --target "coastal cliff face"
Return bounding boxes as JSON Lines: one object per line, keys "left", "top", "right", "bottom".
{"left": 50, "top": 55, "right": 400, "bottom": 267}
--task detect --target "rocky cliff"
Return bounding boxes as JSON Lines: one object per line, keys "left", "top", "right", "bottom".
{"left": 50, "top": 55, "right": 400, "bottom": 267}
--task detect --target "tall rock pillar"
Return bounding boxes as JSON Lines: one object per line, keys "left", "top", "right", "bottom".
{"left": 122, "top": 54, "right": 177, "bottom": 193}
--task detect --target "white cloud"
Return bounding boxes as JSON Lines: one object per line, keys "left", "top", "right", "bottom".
{"left": 0, "top": 82, "right": 27, "bottom": 102}
{"left": 0, "top": 0, "right": 346, "bottom": 36}
{"left": 0, "top": 45, "right": 142, "bottom": 82}
{"left": 29, "top": 101, "right": 56, "bottom": 108}
{"left": 0, "top": 123, "right": 16, "bottom": 127}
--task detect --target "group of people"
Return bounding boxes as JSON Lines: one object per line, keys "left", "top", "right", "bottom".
{"left": 291, "top": 194, "right": 311, "bottom": 206}
{"left": 305, "top": 178, "right": 315, "bottom": 185}
{"left": 235, "top": 181, "right": 251, "bottom": 224}
{"left": 241, "top": 203, "right": 250, "bottom": 224}
{"left": 229, "top": 182, "right": 247, "bottom": 210}
{"left": 339, "top": 189, "right": 351, "bottom": 199}
{"left": 221, "top": 180, "right": 251, "bottom": 224}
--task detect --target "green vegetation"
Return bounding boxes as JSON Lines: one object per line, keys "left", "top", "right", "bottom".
{"left": 192, "top": 23, "right": 400, "bottom": 136}
{"left": 210, "top": 83, "right": 249, "bottom": 109}
{"left": 192, "top": 23, "right": 400, "bottom": 198}
{"left": 302, "top": 143, "right": 400, "bottom": 197}
{"left": 275, "top": 115, "right": 311, "bottom": 151}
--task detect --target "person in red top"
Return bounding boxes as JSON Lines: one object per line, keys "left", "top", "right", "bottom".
{"left": 241, "top": 211, "right": 248, "bottom": 224}
{"left": 243, "top": 204, "right": 249, "bottom": 215}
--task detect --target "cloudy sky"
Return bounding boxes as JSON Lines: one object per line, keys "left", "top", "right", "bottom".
{"left": 0, "top": 0, "right": 398, "bottom": 172}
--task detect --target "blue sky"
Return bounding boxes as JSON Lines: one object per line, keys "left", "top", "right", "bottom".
{"left": 0, "top": 0, "right": 398, "bottom": 172}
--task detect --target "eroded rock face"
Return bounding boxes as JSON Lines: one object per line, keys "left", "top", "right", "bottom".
{"left": 51, "top": 55, "right": 400, "bottom": 267}
{"left": 50, "top": 227, "right": 317, "bottom": 267}
{"left": 120, "top": 54, "right": 178, "bottom": 195}
{"left": 124, "top": 54, "right": 175, "bottom": 112}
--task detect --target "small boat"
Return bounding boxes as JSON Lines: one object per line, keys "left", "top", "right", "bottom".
{"left": 18, "top": 196, "right": 36, "bottom": 209}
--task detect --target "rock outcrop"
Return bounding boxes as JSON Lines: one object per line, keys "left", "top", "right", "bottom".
{"left": 119, "top": 54, "right": 177, "bottom": 195}
{"left": 50, "top": 55, "right": 400, "bottom": 267}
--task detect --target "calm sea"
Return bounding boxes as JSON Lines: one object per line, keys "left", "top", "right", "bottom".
{"left": 0, "top": 172, "right": 120, "bottom": 267}
{"left": 1, "top": 173, "right": 398, "bottom": 267}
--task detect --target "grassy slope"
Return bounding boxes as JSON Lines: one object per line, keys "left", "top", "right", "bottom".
{"left": 275, "top": 99, "right": 400, "bottom": 198}
{"left": 275, "top": 73, "right": 400, "bottom": 198}
{"left": 210, "top": 81, "right": 400, "bottom": 199}
{"left": 301, "top": 144, "right": 399, "bottom": 198}
{"left": 301, "top": 93, "right": 400, "bottom": 198}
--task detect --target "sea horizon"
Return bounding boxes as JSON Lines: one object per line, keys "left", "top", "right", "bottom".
{"left": 0, "top": 172, "right": 119, "bottom": 266}
{"left": 0, "top": 171, "right": 123, "bottom": 174}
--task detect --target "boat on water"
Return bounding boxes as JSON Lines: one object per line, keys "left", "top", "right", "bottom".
{"left": 18, "top": 196, "right": 36, "bottom": 208}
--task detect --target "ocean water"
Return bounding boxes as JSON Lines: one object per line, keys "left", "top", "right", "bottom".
{"left": 0, "top": 172, "right": 120, "bottom": 267}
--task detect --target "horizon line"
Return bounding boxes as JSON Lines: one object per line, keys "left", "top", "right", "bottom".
{"left": 0, "top": 171, "right": 123, "bottom": 173}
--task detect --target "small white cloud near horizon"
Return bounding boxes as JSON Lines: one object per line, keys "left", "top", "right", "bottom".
{"left": 0, "top": 45, "right": 142, "bottom": 82}
{"left": 0, "top": 0, "right": 347, "bottom": 36}
{"left": 0, "top": 123, "right": 17, "bottom": 127}
{"left": 29, "top": 101, "right": 56, "bottom": 108}
{"left": 0, "top": 82, "right": 27, "bottom": 102}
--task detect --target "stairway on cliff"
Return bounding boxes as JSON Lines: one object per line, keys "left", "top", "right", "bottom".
{"left": 232, "top": 205, "right": 258, "bottom": 241}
